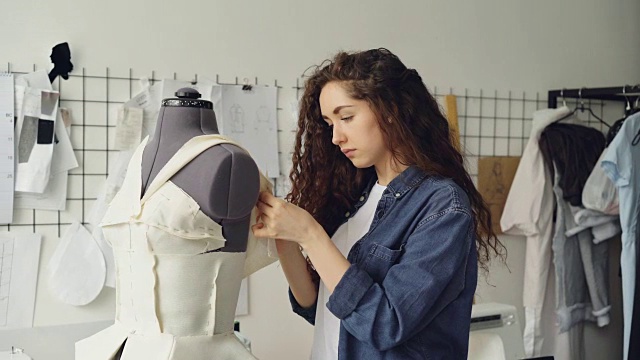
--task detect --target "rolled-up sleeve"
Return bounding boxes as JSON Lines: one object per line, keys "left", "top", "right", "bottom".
{"left": 326, "top": 208, "right": 474, "bottom": 351}
{"left": 289, "top": 287, "right": 318, "bottom": 325}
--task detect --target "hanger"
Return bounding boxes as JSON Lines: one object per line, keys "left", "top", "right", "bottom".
{"left": 606, "top": 85, "right": 640, "bottom": 146}
{"left": 553, "top": 88, "right": 610, "bottom": 128}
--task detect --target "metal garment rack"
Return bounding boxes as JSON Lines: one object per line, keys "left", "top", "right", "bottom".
{"left": 548, "top": 85, "right": 640, "bottom": 109}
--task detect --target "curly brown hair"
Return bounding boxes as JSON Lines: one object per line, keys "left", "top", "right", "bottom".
{"left": 286, "top": 48, "right": 505, "bottom": 272}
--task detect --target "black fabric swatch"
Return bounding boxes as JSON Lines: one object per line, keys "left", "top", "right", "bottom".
{"left": 37, "top": 119, "right": 55, "bottom": 144}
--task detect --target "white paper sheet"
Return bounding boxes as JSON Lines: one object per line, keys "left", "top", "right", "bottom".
{"left": 275, "top": 176, "right": 292, "bottom": 198}
{"left": 0, "top": 74, "right": 14, "bottom": 224}
{"left": 13, "top": 171, "right": 68, "bottom": 211}
{"left": 114, "top": 107, "right": 143, "bottom": 150}
{"left": 14, "top": 108, "right": 77, "bottom": 211}
{"left": 124, "top": 81, "right": 163, "bottom": 138}
{"left": 235, "top": 278, "right": 249, "bottom": 316}
{"left": 212, "top": 85, "right": 280, "bottom": 177}
{"left": 0, "top": 232, "right": 41, "bottom": 329}
{"left": 48, "top": 222, "right": 106, "bottom": 306}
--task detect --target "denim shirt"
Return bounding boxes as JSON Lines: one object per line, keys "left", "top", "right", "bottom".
{"left": 289, "top": 166, "right": 478, "bottom": 359}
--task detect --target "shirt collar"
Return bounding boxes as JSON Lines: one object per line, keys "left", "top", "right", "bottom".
{"left": 355, "top": 166, "right": 427, "bottom": 208}
{"left": 385, "top": 165, "right": 428, "bottom": 199}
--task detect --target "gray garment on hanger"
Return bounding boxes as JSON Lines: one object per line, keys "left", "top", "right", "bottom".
{"left": 552, "top": 167, "right": 611, "bottom": 332}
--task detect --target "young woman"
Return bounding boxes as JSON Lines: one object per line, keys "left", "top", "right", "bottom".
{"left": 252, "top": 48, "right": 505, "bottom": 359}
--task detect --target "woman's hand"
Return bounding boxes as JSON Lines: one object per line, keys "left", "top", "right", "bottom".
{"left": 251, "top": 191, "right": 322, "bottom": 250}
{"left": 253, "top": 191, "right": 351, "bottom": 293}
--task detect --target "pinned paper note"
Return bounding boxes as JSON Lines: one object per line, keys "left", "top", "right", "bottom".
{"left": 212, "top": 85, "right": 279, "bottom": 177}
{"left": 478, "top": 157, "right": 520, "bottom": 234}
{"left": 124, "top": 81, "right": 162, "bottom": 138}
{"left": 114, "top": 107, "right": 143, "bottom": 150}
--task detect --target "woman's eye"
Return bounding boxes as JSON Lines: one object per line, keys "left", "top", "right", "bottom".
{"left": 341, "top": 116, "right": 353, "bottom": 121}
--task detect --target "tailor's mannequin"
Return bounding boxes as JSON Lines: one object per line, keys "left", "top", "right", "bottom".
{"left": 141, "top": 87, "right": 259, "bottom": 252}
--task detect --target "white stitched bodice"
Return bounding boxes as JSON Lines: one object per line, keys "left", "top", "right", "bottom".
{"left": 76, "top": 135, "right": 277, "bottom": 360}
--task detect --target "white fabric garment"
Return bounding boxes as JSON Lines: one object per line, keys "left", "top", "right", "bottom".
{"left": 48, "top": 221, "right": 106, "bottom": 306}
{"left": 88, "top": 149, "right": 135, "bottom": 288}
{"left": 583, "top": 148, "right": 619, "bottom": 215}
{"left": 311, "top": 182, "right": 386, "bottom": 360}
{"left": 500, "top": 107, "right": 572, "bottom": 358}
{"left": 76, "top": 135, "right": 277, "bottom": 360}
{"left": 601, "top": 113, "right": 640, "bottom": 360}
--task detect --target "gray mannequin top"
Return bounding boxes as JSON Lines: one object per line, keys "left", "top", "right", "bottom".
{"left": 140, "top": 87, "right": 260, "bottom": 252}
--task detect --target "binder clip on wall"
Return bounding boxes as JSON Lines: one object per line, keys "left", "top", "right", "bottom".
{"left": 241, "top": 78, "right": 252, "bottom": 91}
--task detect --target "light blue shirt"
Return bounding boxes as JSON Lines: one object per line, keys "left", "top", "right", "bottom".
{"left": 602, "top": 112, "right": 640, "bottom": 360}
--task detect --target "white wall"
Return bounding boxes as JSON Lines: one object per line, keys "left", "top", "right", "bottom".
{"left": 4, "top": 0, "right": 640, "bottom": 92}
{"left": 2, "top": 1, "right": 639, "bottom": 359}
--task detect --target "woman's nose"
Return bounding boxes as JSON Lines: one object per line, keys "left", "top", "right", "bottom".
{"left": 332, "top": 125, "right": 345, "bottom": 145}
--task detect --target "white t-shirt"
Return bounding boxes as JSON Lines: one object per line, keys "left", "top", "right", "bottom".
{"left": 310, "top": 182, "right": 386, "bottom": 360}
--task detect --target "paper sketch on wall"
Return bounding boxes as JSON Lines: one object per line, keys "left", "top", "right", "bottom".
{"left": 212, "top": 85, "right": 279, "bottom": 177}
{"left": 229, "top": 103, "right": 245, "bottom": 133}
{"left": 274, "top": 100, "right": 299, "bottom": 198}
{"left": 478, "top": 157, "right": 520, "bottom": 234}
{"left": 255, "top": 105, "right": 273, "bottom": 131}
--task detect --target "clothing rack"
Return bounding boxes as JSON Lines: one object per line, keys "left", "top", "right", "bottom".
{"left": 548, "top": 85, "right": 640, "bottom": 109}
